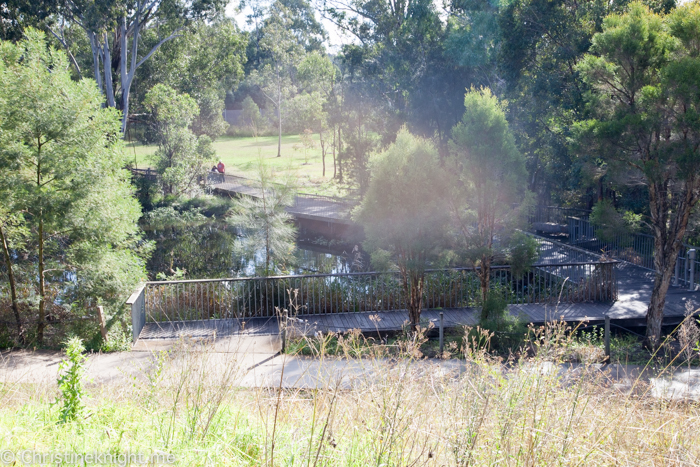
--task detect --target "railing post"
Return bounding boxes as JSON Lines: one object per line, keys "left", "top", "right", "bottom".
{"left": 604, "top": 315, "right": 610, "bottom": 361}
{"left": 439, "top": 312, "right": 444, "bottom": 355}
{"left": 689, "top": 249, "right": 697, "bottom": 292}
{"left": 126, "top": 284, "right": 147, "bottom": 344}
{"left": 674, "top": 254, "right": 681, "bottom": 287}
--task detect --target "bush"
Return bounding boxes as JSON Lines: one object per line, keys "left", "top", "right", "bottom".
{"left": 479, "top": 290, "right": 528, "bottom": 353}
{"left": 55, "top": 337, "right": 88, "bottom": 424}
{"left": 480, "top": 291, "right": 508, "bottom": 322}
{"left": 100, "top": 326, "right": 132, "bottom": 353}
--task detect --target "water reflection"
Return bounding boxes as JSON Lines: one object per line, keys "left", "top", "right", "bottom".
{"left": 144, "top": 219, "right": 366, "bottom": 280}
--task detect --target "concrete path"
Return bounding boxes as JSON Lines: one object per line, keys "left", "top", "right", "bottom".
{"left": 0, "top": 334, "right": 281, "bottom": 385}
{"left": 4, "top": 345, "right": 700, "bottom": 400}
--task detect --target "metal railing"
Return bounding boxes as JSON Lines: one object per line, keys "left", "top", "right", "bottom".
{"left": 126, "top": 284, "right": 146, "bottom": 342}
{"left": 568, "top": 216, "right": 699, "bottom": 290}
{"left": 674, "top": 245, "right": 699, "bottom": 290}
{"left": 134, "top": 262, "right": 617, "bottom": 328}
{"left": 569, "top": 216, "right": 656, "bottom": 269}
{"left": 528, "top": 205, "right": 590, "bottom": 225}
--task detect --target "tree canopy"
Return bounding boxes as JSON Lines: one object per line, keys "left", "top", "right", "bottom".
{"left": 354, "top": 128, "right": 449, "bottom": 329}
{"left": 0, "top": 31, "right": 146, "bottom": 345}
{"left": 576, "top": 1, "right": 700, "bottom": 346}
{"left": 449, "top": 88, "right": 529, "bottom": 312}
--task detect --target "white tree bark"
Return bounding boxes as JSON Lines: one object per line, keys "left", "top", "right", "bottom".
{"left": 61, "top": 0, "right": 183, "bottom": 133}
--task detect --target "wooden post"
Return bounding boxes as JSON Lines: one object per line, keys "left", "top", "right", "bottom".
{"left": 97, "top": 305, "right": 108, "bottom": 340}
{"left": 281, "top": 310, "right": 288, "bottom": 353}
{"left": 439, "top": 312, "right": 444, "bottom": 355}
{"left": 604, "top": 315, "right": 610, "bottom": 361}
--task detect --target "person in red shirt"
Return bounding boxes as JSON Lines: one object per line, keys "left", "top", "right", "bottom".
{"left": 216, "top": 160, "right": 225, "bottom": 174}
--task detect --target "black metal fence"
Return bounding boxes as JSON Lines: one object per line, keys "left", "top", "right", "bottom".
{"left": 528, "top": 205, "right": 590, "bottom": 225}
{"left": 568, "top": 216, "right": 699, "bottom": 290}
{"left": 128, "top": 261, "right": 618, "bottom": 339}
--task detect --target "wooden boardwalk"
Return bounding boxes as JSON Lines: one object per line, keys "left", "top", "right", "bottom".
{"left": 209, "top": 174, "right": 353, "bottom": 223}
{"left": 135, "top": 234, "right": 700, "bottom": 343}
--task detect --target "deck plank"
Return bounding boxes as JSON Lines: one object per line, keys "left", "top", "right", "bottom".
{"left": 137, "top": 234, "right": 700, "bottom": 343}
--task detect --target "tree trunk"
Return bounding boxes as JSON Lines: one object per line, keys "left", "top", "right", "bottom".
{"left": 479, "top": 254, "right": 491, "bottom": 321}
{"left": 0, "top": 222, "right": 22, "bottom": 341}
{"left": 645, "top": 266, "right": 675, "bottom": 348}
{"left": 277, "top": 110, "right": 282, "bottom": 157}
{"left": 89, "top": 32, "right": 103, "bottom": 94}
{"left": 646, "top": 233, "right": 683, "bottom": 348}
{"left": 37, "top": 214, "right": 45, "bottom": 345}
{"left": 332, "top": 126, "right": 337, "bottom": 179}
{"left": 277, "top": 74, "right": 282, "bottom": 157}
{"left": 337, "top": 127, "right": 343, "bottom": 182}
{"left": 402, "top": 268, "right": 424, "bottom": 331}
{"left": 320, "top": 129, "right": 326, "bottom": 177}
{"left": 408, "top": 272, "right": 424, "bottom": 331}
{"left": 645, "top": 179, "right": 697, "bottom": 347}
{"left": 102, "top": 33, "right": 116, "bottom": 108}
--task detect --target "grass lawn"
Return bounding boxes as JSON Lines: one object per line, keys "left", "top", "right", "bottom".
{"left": 127, "top": 134, "right": 347, "bottom": 197}
{"left": 3, "top": 334, "right": 700, "bottom": 466}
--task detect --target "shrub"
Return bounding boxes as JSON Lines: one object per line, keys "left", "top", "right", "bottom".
{"left": 55, "top": 337, "right": 88, "bottom": 424}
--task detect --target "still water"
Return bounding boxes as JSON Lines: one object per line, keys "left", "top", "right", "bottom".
{"left": 144, "top": 219, "right": 366, "bottom": 280}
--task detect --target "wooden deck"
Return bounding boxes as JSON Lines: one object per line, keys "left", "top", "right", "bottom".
{"left": 209, "top": 174, "right": 354, "bottom": 224}
{"left": 135, "top": 234, "right": 700, "bottom": 343}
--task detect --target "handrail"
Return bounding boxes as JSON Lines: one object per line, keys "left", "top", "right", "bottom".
{"left": 143, "top": 261, "right": 618, "bottom": 285}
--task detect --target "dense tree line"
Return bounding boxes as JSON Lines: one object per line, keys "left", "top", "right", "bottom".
{"left": 2, "top": 0, "right": 700, "bottom": 346}
{"left": 1, "top": 0, "right": 681, "bottom": 205}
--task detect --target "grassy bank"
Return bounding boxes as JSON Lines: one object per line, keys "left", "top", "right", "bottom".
{"left": 127, "top": 135, "right": 346, "bottom": 197}
{"left": 1, "top": 328, "right": 699, "bottom": 466}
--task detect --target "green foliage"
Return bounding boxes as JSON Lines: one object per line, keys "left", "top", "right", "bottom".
{"left": 498, "top": 0, "right": 636, "bottom": 207}
{"left": 142, "top": 198, "right": 238, "bottom": 280}
{"left": 0, "top": 31, "right": 146, "bottom": 345}
{"left": 99, "top": 327, "right": 132, "bottom": 353}
{"left": 131, "top": 20, "right": 247, "bottom": 140}
{"left": 144, "top": 84, "right": 217, "bottom": 197}
{"left": 241, "top": 96, "right": 266, "bottom": 138}
{"left": 297, "top": 51, "right": 336, "bottom": 94}
{"left": 355, "top": 128, "right": 449, "bottom": 270}
{"left": 590, "top": 199, "right": 642, "bottom": 242}
{"left": 508, "top": 232, "right": 540, "bottom": 279}
{"left": 480, "top": 291, "right": 508, "bottom": 323}
{"left": 226, "top": 160, "right": 297, "bottom": 275}
{"left": 249, "top": 1, "right": 306, "bottom": 156}
{"left": 286, "top": 92, "right": 325, "bottom": 134}
{"left": 449, "top": 88, "right": 529, "bottom": 301}
{"left": 354, "top": 128, "right": 449, "bottom": 326}
{"left": 576, "top": 1, "right": 700, "bottom": 344}
{"left": 55, "top": 337, "right": 88, "bottom": 424}
{"left": 144, "top": 206, "right": 207, "bottom": 231}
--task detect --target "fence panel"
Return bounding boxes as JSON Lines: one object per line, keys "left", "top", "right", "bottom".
{"left": 139, "top": 262, "right": 617, "bottom": 325}
{"left": 567, "top": 216, "right": 698, "bottom": 289}
{"left": 529, "top": 206, "right": 590, "bottom": 225}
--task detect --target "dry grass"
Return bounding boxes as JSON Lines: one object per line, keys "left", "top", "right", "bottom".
{"left": 0, "top": 326, "right": 699, "bottom": 466}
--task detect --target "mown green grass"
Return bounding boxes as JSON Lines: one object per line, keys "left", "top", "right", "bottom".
{"left": 127, "top": 134, "right": 346, "bottom": 197}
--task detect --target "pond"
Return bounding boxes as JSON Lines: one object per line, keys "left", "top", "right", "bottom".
{"left": 144, "top": 218, "right": 367, "bottom": 280}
